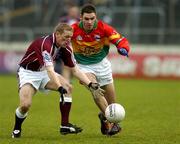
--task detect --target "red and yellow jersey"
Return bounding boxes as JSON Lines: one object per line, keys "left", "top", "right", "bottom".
{"left": 71, "top": 20, "right": 130, "bottom": 64}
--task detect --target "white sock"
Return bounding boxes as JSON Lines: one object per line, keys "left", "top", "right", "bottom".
{"left": 60, "top": 96, "right": 72, "bottom": 103}
{"left": 15, "top": 107, "right": 28, "bottom": 119}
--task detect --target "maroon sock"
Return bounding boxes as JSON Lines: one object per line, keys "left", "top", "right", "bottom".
{"left": 59, "top": 102, "right": 72, "bottom": 126}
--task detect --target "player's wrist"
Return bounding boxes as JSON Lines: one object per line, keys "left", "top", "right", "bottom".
{"left": 88, "top": 82, "right": 99, "bottom": 90}
{"left": 88, "top": 82, "right": 92, "bottom": 88}
{"left": 117, "top": 48, "right": 128, "bottom": 57}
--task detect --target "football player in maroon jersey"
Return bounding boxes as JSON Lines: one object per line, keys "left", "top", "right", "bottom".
{"left": 12, "top": 23, "right": 104, "bottom": 138}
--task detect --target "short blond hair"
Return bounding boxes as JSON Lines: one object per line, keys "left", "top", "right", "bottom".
{"left": 54, "top": 23, "right": 73, "bottom": 34}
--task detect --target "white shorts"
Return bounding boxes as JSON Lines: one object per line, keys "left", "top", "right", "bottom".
{"left": 77, "top": 58, "right": 113, "bottom": 86}
{"left": 18, "top": 67, "right": 50, "bottom": 93}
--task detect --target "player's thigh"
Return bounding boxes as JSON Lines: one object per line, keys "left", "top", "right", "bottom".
{"left": 62, "top": 66, "right": 72, "bottom": 81}
{"left": 56, "top": 73, "right": 72, "bottom": 94}
{"left": 45, "top": 74, "right": 60, "bottom": 91}
{"left": 45, "top": 80, "right": 57, "bottom": 90}
{"left": 19, "top": 83, "right": 36, "bottom": 107}
{"left": 102, "top": 83, "right": 116, "bottom": 104}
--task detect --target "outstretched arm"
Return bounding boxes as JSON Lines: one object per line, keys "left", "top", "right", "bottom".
{"left": 70, "top": 65, "right": 105, "bottom": 97}
{"left": 103, "top": 22, "right": 130, "bottom": 56}
{"left": 115, "top": 37, "right": 130, "bottom": 57}
{"left": 70, "top": 65, "right": 91, "bottom": 86}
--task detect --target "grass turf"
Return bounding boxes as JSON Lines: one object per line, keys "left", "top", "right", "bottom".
{"left": 0, "top": 75, "right": 180, "bottom": 144}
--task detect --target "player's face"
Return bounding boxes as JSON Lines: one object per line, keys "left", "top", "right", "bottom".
{"left": 81, "top": 12, "right": 97, "bottom": 31}
{"left": 56, "top": 30, "right": 73, "bottom": 47}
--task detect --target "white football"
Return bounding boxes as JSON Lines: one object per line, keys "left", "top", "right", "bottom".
{"left": 105, "top": 103, "right": 125, "bottom": 123}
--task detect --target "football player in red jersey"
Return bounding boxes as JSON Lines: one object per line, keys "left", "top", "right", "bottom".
{"left": 69, "top": 4, "right": 130, "bottom": 136}
{"left": 11, "top": 23, "right": 104, "bottom": 138}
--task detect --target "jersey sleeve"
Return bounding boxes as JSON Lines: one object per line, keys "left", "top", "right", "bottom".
{"left": 41, "top": 37, "right": 54, "bottom": 66}
{"left": 61, "top": 45, "right": 76, "bottom": 67}
{"left": 103, "top": 22, "right": 130, "bottom": 52}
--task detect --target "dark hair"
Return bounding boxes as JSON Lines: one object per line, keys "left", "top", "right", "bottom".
{"left": 81, "top": 4, "right": 96, "bottom": 15}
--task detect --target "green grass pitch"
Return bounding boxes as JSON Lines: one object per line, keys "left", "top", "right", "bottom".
{"left": 0, "top": 75, "right": 180, "bottom": 144}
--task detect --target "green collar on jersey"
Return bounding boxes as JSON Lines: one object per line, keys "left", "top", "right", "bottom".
{"left": 79, "top": 20, "right": 97, "bottom": 33}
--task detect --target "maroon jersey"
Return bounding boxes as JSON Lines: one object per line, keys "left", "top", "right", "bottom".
{"left": 19, "top": 34, "right": 75, "bottom": 71}
{"left": 55, "top": 46, "right": 76, "bottom": 67}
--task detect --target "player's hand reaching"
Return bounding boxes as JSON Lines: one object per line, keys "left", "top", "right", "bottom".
{"left": 88, "top": 82, "right": 105, "bottom": 98}
{"left": 117, "top": 48, "right": 128, "bottom": 57}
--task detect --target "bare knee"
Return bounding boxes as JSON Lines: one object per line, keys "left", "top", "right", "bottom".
{"left": 19, "top": 93, "right": 32, "bottom": 113}
{"left": 19, "top": 84, "right": 34, "bottom": 113}
{"left": 20, "top": 94, "right": 32, "bottom": 113}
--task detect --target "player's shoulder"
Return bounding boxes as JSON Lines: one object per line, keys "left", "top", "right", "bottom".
{"left": 97, "top": 20, "right": 112, "bottom": 29}
{"left": 97, "top": 20, "right": 104, "bottom": 25}
{"left": 30, "top": 36, "right": 44, "bottom": 48}
{"left": 96, "top": 20, "right": 108, "bottom": 31}
{"left": 71, "top": 22, "right": 82, "bottom": 36}
{"left": 36, "top": 34, "right": 53, "bottom": 44}
{"left": 97, "top": 20, "right": 106, "bottom": 26}
{"left": 40, "top": 34, "right": 54, "bottom": 52}
{"left": 97, "top": 20, "right": 116, "bottom": 35}
{"left": 71, "top": 22, "right": 79, "bottom": 29}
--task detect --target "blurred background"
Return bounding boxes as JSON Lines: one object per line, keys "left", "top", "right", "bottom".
{"left": 0, "top": 0, "right": 180, "bottom": 79}
{"left": 0, "top": 2, "right": 180, "bottom": 142}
